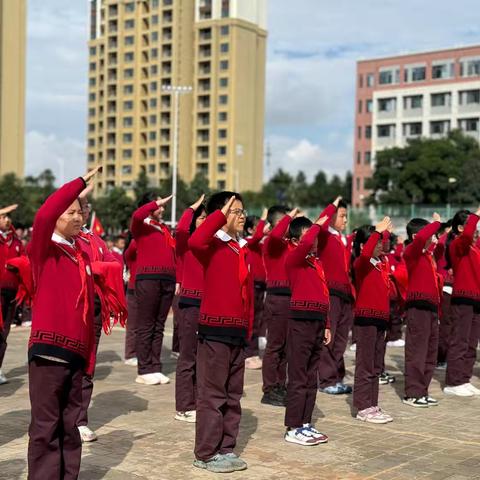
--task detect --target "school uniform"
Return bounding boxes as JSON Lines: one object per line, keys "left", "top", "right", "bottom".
{"left": 317, "top": 204, "right": 354, "bottom": 389}
{"left": 124, "top": 239, "right": 138, "bottom": 360}
{"left": 262, "top": 215, "right": 292, "bottom": 393}
{"left": 353, "top": 232, "right": 390, "bottom": 412}
{"left": 27, "top": 177, "right": 95, "bottom": 480}
{"left": 403, "top": 222, "right": 441, "bottom": 398}
{"left": 189, "top": 210, "right": 253, "bottom": 462}
{"left": 0, "top": 227, "right": 24, "bottom": 369}
{"left": 386, "top": 243, "right": 406, "bottom": 342}
{"left": 284, "top": 223, "right": 330, "bottom": 428}
{"left": 175, "top": 208, "right": 203, "bottom": 412}
{"left": 130, "top": 201, "right": 176, "bottom": 375}
{"left": 245, "top": 219, "right": 267, "bottom": 358}
{"left": 446, "top": 214, "right": 480, "bottom": 387}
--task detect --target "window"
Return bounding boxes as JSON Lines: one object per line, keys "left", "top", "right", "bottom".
{"left": 218, "top": 129, "right": 227, "bottom": 139}
{"left": 218, "top": 112, "right": 227, "bottom": 122}
{"left": 364, "top": 151, "right": 371, "bottom": 165}
{"left": 123, "top": 101, "right": 133, "bottom": 110}
{"left": 124, "top": 52, "right": 134, "bottom": 62}
{"left": 378, "top": 98, "right": 396, "bottom": 112}
{"left": 460, "top": 57, "right": 480, "bottom": 77}
{"left": 432, "top": 62, "right": 454, "bottom": 80}
{"left": 366, "top": 73, "right": 374, "bottom": 87}
{"left": 459, "top": 89, "right": 480, "bottom": 105}
{"left": 123, "top": 133, "right": 133, "bottom": 143}
{"left": 431, "top": 92, "right": 451, "bottom": 107}
{"left": 89, "top": 93, "right": 96, "bottom": 102}
{"left": 89, "top": 62, "right": 96, "bottom": 71}
{"left": 122, "top": 165, "right": 132, "bottom": 175}
{"left": 123, "top": 84, "right": 134, "bottom": 95}
{"left": 219, "top": 77, "right": 228, "bottom": 88}
{"left": 150, "top": 98, "right": 157, "bottom": 108}
{"left": 151, "top": 31, "right": 159, "bottom": 42}
{"left": 218, "top": 163, "right": 227, "bottom": 173}
{"left": 125, "top": 2, "right": 135, "bottom": 13}
{"left": 356, "top": 151, "right": 361, "bottom": 164}
{"left": 89, "top": 46, "right": 96, "bottom": 55}
{"left": 403, "top": 95, "right": 423, "bottom": 109}
{"left": 377, "top": 125, "right": 394, "bottom": 138}
{"left": 150, "top": 65, "right": 158, "bottom": 75}
{"left": 217, "top": 180, "right": 226, "bottom": 189}
{"left": 379, "top": 68, "right": 399, "bottom": 85}
{"left": 124, "top": 68, "right": 134, "bottom": 79}
{"left": 125, "top": 19, "right": 134, "bottom": 29}
{"left": 219, "top": 95, "right": 228, "bottom": 105}
{"left": 88, "top": 108, "right": 95, "bottom": 117}
{"left": 365, "top": 126, "right": 372, "bottom": 139}
{"left": 152, "top": 15, "right": 159, "bottom": 25}
{"left": 122, "top": 149, "right": 133, "bottom": 159}
{"left": 405, "top": 65, "right": 426, "bottom": 82}
{"left": 403, "top": 122, "right": 422, "bottom": 136}
{"left": 430, "top": 120, "right": 450, "bottom": 135}
{"left": 358, "top": 74, "right": 363, "bottom": 88}
{"left": 149, "top": 114, "right": 157, "bottom": 125}
{"left": 356, "top": 177, "right": 360, "bottom": 191}
{"left": 462, "top": 118, "right": 479, "bottom": 132}
{"left": 357, "top": 126, "right": 362, "bottom": 139}
{"left": 149, "top": 148, "right": 156, "bottom": 157}
{"left": 88, "top": 139, "right": 95, "bottom": 147}
{"left": 366, "top": 100, "right": 373, "bottom": 113}
{"left": 220, "top": 43, "right": 229, "bottom": 53}
{"left": 220, "top": 60, "right": 229, "bottom": 70}
{"left": 88, "top": 123, "right": 95, "bottom": 132}
{"left": 151, "top": 48, "right": 158, "bottom": 58}
{"left": 89, "top": 78, "right": 96, "bottom": 86}
{"left": 358, "top": 100, "right": 362, "bottom": 113}
{"left": 218, "top": 146, "right": 227, "bottom": 156}
{"left": 221, "top": 0, "right": 229, "bottom": 17}
{"left": 148, "top": 164, "right": 156, "bottom": 174}
{"left": 220, "top": 25, "right": 229, "bottom": 36}
{"left": 124, "top": 36, "right": 134, "bottom": 46}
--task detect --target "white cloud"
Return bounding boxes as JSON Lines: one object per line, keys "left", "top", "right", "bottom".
{"left": 25, "top": 131, "right": 85, "bottom": 184}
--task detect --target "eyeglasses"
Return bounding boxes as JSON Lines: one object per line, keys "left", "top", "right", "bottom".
{"left": 229, "top": 209, "right": 247, "bottom": 217}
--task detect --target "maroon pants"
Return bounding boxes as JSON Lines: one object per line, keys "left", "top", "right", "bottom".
{"left": 195, "top": 339, "right": 245, "bottom": 461}
{"left": 175, "top": 306, "right": 199, "bottom": 412}
{"left": 135, "top": 278, "right": 175, "bottom": 375}
{"left": 446, "top": 304, "right": 480, "bottom": 386}
{"left": 245, "top": 284, "right": 266, "bottom": 358}
{"left": 285, "top": 319, "right": 325, "bottom": 428}
{"left": 262, "top": 294, "right": 289, "bottom": 392}
{"left": 125, "top": 289, "right": 138, "bottom": 360}
{"left": 0, "top": 289, "right": 17, "bottom": 368}
{"left": 317, "top": 295, "right": 353, "bottom": 388}
{"left": 353, "top": 325, "right": 386, "bottom": 411}
{"left": 78, "top": 309, "right": 102, "bottom": 427}
{"left": 386, "top": 300, "right": 403, "bottom": 342}
{"left": 28, "top": 357, "right": 83, "bottom": 480}
{"left": 437, "top": 292, "right": 453, "bottom": 364}
{"left": 172, "top": 295, "right": 180, "bottom": 354}
{"left": 404, "top": 308, "right": 439, "bottom": 398}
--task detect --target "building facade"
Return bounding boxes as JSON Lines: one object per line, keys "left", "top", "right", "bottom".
{"left": 0, "top": 0, "right": 26, "bottom": 177}
{"left": 353, "top": 45, "right": 480, "bottom": 208}
{"left": 88, "top": 0, "right": 267, "bottom": 197}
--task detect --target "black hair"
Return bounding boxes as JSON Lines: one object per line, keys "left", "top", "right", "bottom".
{"left": 350, "top": 225, "right": 376, "bottom": 284}
{"left": 445, "top": 210, "right": 470, "bottom": 269}
{"left": 288, "top": 217, "right": 313, "bottom": 240}
{"left": 206, "top": 191, "right": 243, "bottom": 215}
{"left": 244, "top": 215, "right": 260, "bottom": 236}
{"left": 138, "top": 191, "right": 158, "bottom": 208}
{"left": 123, "top": 231, "right": 134, "bottom": 262}
{"left": 406, "top": 218, "right": 429, "bottom": 245}
{"left": 267, "top": 205, "right": 289, "bottom": 227}
{"left": 190, "top": 204, "right": 207, "bottom": 235}
{"left": 337, "top": 199, "right": 348, "bottom": 210}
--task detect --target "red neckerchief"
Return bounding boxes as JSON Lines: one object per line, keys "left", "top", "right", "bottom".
{"left": 54, "top": 242, "right": 89, "bottom": 325}
{"left": 78, "top": 230, "right": 102, "bottom": 262}
{"left": 373, "top": 256, "right": 391, "bottom": 295}
{"left": 306, "top": 253, "right": 330, "bottom": 297}
{"left": 0, "top": 226, "right": 15, "bottom": 247}
{"left": 332, "top": 232, "right": 349, "bottom": 273}
{"left": 426, "top": 251, "right": 441, "bottom": 304}
{"left": 149, "top": 219, "right": 176, "bottom": 249}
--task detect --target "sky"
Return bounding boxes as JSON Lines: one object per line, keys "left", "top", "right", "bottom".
{"left": 25, "top": 0, "right": 480, "bottom": 184}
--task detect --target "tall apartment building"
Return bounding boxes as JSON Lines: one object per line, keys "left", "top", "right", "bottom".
{"left": 88, "top": 0, "right": 267, "bottom": 197}
{"left": 353, "top": 45, "right": 480, "bottom": 207}
{"left": 0, "top": 0, "right": 26, "bottom": 177}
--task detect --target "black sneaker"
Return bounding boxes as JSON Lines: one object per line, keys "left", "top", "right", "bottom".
{"left": 261, "top": 390, "right": 286, "bottom": 407}
{"left": 379, "top": 373, "right": 389, "bottom": 385}
{"left": 424, "top": 395, "right": 438, "bottom": 406}
{"left": 402, "top": 396, "right": 429, "bottom": 408}
{"left": 274, "top": 385, "right": 287, "bottom": 400}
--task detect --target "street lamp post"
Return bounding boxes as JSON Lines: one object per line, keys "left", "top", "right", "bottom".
{"left": 161, "top": 85, "right": 192, "bottom": 228}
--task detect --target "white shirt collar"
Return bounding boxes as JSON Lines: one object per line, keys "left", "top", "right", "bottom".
{"left": 370, "top": 257, "right": 381, "bottom": 267}
{"left": 112, "top": 246, "right": 123, "bottom": 254}
{"left": 81, "top": 226, "right": 92, "bottom": 235}
{"left": 215, "top": 229, "right": 248, "bottom": 248}
{"left": 328, "top": 226, "right": 339, "bottom": 236}
{"left": 52, "top": 232, "right": 75, "bottom": 247}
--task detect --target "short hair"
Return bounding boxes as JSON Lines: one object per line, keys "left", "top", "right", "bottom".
{"left": 406, "top": 218, "right": 429, "bottom": 243}
{"left": 267, "top": 205, "right": 289, "bottom": 226}
{"left": 244, "top": 215, "right": 260, "bottom": 235}
{"left": 289, "top": 217, "right": 313, "bottom": 240}
{"left": 138, "top": 191, "right": 158, "bottom": 208}
{"left": 190, "top": 204, "right": 207, "bottom": 234}
{"left": 206, "top": 191, "right": 243, "bottom": 215}
{"left": 337, "top": 199, "right": 348, "bottom": 210}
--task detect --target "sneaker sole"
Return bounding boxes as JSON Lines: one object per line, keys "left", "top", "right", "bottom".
{"left": 174, "top": 416, "right": 196, "bottom": 423}
{"left": 402, "top": 400, "right": 429, "bottom": 408}
{"left": 284, "top": 435, "right": 324, "bottom": 446}
{"left": 356, "top": 415, "right": 390, "bottom": 424}
{"left": 193, "top": 461, "right": 236, "bottom": 473}
{"left": 260, "top": 399, "right": 285, "bottom": 407}
{"left": 443, "top": 389, "right": 474, "bottom": 397}
{"left": 135, "top": 378, "right": 161, "bottom": 385}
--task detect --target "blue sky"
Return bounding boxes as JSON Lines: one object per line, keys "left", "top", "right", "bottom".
{"left": 25, "top": 0, "right": 480, "bottom": 183}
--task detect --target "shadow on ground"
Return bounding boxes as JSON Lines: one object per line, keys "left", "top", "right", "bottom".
{"left": 0, "top": 458, "right": 26, "bottom": 479}
{"left": 0, "top": 409, "right": 30, "bottom": 447}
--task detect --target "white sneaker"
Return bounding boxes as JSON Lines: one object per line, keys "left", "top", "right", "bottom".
{"left": 258, "top": 336, "right": 267, "bottom": 351}
{"left": 356, "top": 406, "right": 390, "bottom": 424}
{"left": 154, "top": 372, "right": 170, "bottom": 384}
{"left": 464, "top": 383, "right": 480, "bottom": 396}
{"left": 135, "top": 373, "right": 161, "bottom": 385}
{"left": 387, "top": 339, "right": 405, "bottom": 347}
{"left": 170, "top": 351, "right": 180, "bottom": 360}
{"left": 124, "top": 357, "right": 138, "bottom": 366}
{"left": 443, "top": 384, "right": 474, "bottom": 397}
{"left": 0, "top": 371, "right": 7, "bottom": 385}
{"left": 349, "top": 344, "right": 356, "bottom": 352}
{"left": 175, "top": 410, "right": 196, "bottom": 423}
{"left": 78, "top": 425, "right": 98, "bottom": 442}
{"left": 245, "top": 356, "right": 262, "bottom": 370}
{"left": 22, "top": 321, "right": 32, "bottom": 328}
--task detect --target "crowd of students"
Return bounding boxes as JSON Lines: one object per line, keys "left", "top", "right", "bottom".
{"left": 0, "top": 168, "right": 479, "bottom": 477}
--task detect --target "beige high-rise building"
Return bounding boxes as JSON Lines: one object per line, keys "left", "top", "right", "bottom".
{"left": 88, "top": 0, "right": 267, "bottom": 197}
{"left": 0, "top": 0, "right": 26, "bottom": 177}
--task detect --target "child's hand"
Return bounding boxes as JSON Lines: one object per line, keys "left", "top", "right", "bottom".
{"left": 190, "top": 194, "right": 205, "bottom": 211}
{"left": 263, "top": 223, "right": 271, "bottom": 235}
{"left": 475, "top": 206, "right": 480, "bottom": 217}
{"left": 333, "top": 196, "right": 342, "bottom": 208}
{"left": 432, "top": 212, "right": 441, "bottom": 223}
{"left": 221, "top": 196, "right": 236, "bottom": 217}
{"left": 324, "top": 328, "right": 332, "bottom": 345}
{"left": 375, "top": 216, "right": 392, "bottom": 233}
{"left": 0, "top": 204, "right": 18, "bottom": 216}
{"left": 288, "top": 207, "right": 299, "bottom": 218}
{"left": 315, "top": 216, "right": 328, "bottom": 227}
{"left": 260, "top": 208, "right": 268, "bottom": 222}
{"left": 175, "top": 283, "right": 181, "bottom": 295}
{"left": 156, "top": 195, "right": 173, "bottom": 207}
{"left": 79, "top": 182, "right": 94, "bottom": 199}
{"left": 82, "top": 165, "right": 102, "bottom": 183}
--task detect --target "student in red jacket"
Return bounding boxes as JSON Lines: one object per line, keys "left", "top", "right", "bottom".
{"left": 352, "top": 218, "right": 394, "bottom": 424}
{"left": 174, "top": 195, "right": 206, "bottom": 423}
{"left": 27, "top": 168, "right": 100, "bottom": 480}
{"left": 444, "top": 209, "right": 480, "bottom": 397}
{"left": 124, "top": 235, "right": 138, "bottom": 366}
{"left": 0, "top": 203, "right": 24, "bottom": 385}
{"left": 130, "top": 193, "right": 175, "bottom": 386}
{"left": 261, "top": 205, "right": 298, "bottom": 407}
{"left": 189, "top": 193, "right": 252, "bottom": 474}
{"left": 284, "top": 215, "right": 332, "bottom": 446}
{"left": 317, "top": 197, "right": 354, "bottom": 395}
{"left": 403, "top": 214, "right": 442, "bottom": 407}
{"left": 244, "top": 210, "right": 268, "bottom": 370}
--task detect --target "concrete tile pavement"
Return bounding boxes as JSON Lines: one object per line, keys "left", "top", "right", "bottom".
{"left": 0, "top": 322, "right": 479, "bottom": 480}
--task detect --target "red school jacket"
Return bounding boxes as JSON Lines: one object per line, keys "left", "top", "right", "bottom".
{"left": 0, "top": 226, "right": 24, "bottom": 291}
{"left": 28, "top": 178, "right": 96, "bottom": 374}
{"left": 246, "top": 219, "right": 267, "bottom": 285}
{"left": 189, "top": 210, "right": 253, "bottom": 340}
{"left": 124, "top": 239, "right": 137, "bottom": 291}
